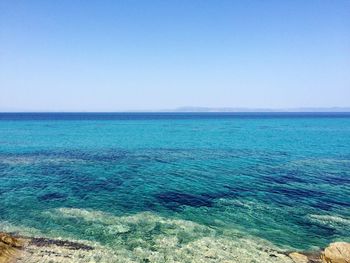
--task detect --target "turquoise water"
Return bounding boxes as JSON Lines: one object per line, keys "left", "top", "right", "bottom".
{"left": 1, "top": 113, "right": 350, "bottom": 261}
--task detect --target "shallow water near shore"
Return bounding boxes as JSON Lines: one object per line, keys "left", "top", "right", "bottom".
{"left": 0, "top": 113, "right": 350, "bottom": 261}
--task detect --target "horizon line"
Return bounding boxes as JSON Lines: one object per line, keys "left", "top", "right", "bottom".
{"left": 1, "top": 106, "right": 350, "bottom": 113}
{"left": 1, "top": 111, "right": 350, "bottom": 114}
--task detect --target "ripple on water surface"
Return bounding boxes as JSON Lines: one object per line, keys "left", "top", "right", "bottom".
{"left": 0, "top": 115, "right": 350, "bottom": 262}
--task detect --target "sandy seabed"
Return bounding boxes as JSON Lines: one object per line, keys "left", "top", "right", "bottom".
{"left": 1, "top": 207, "right": 301, "bottom": 263}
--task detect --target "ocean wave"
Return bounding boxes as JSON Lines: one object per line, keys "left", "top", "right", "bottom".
{"left": 308, "top": 214, "right": 350, "bottom": 227}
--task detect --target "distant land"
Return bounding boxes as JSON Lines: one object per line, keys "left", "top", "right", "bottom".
{"left": 170, "top": 107, "right": 350, "bottom": 112}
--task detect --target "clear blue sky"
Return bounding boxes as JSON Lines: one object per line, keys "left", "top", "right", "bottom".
{"left": 0, "top": 0, "right": 349, "bottom": 111}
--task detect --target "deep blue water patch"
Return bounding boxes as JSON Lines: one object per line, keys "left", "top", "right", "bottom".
{"left": 38, "top": 192, "right": 67, "bottom": 201}
{"left": 156, "top": 191, "right": 214, "bottom": 210}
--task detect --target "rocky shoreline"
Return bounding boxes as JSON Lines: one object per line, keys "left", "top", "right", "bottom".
{"left": 285, "top": 241, "right": 350, "bottom": 263}
{"left": 1, "top": 232, "right": 349, "bottom": 263}
{"left": 0, "top": 232, "right": 96, "bottom": 263}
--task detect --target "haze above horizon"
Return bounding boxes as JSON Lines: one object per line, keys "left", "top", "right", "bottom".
{"left": 1, "top": 0, "right": 349, "bottom": 112}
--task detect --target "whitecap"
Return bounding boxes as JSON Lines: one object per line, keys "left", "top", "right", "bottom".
{"left": 308, "top": 214, "right": 350, "bottom": 227}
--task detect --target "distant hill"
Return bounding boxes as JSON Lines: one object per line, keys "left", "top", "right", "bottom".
{"left": 172, "top": 107, "right": 350, "bottom": 112}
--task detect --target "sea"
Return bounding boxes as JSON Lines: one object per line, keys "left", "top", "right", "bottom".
{"left": 0, "top": 112, "right": 349, "bottom": 262}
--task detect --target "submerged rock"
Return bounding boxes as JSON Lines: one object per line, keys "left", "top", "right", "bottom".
{"left": 321, "top": 242, "right": 350, "bottom": 263}
{"left": 28, "top": 237, "right": 94, "bottom": 251}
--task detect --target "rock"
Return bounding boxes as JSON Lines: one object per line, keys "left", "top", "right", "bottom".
{"left": 1, "top": 232, "right": 98, "bottom": 263}
{"left": 289, "top": 252, "right": 309, "bottom": 263}
{"left": 304, "top": 251, "right": 323, "bottom": 262}
{"left": 0, "top": 233, "right": 24, "bottom": 248}
{"left": 0, "top": 233, "right": 25, "bottom": 263}
{"left": 322, "top": 242, "right": 350, "bottom": 263}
